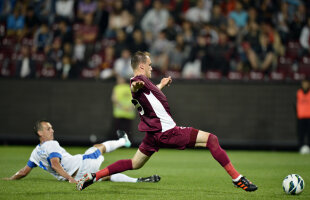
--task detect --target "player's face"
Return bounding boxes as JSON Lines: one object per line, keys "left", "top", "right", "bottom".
{"left": 144, "top": 56, "right": 152, "bottom": 78}
{"left": 39, "top": 122, "right": 54, "bottom": 141}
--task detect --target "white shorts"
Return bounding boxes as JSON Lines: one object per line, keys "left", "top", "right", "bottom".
{"left": 74, "top": 147, "right": 104, "bottom": 180}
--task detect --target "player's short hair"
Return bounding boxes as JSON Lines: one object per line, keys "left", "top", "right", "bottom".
{"left": 131, "top": 51, "right": 150, "bottom": 70}
{"left": 33, "top": 119, "right": 49, "bottom": 136}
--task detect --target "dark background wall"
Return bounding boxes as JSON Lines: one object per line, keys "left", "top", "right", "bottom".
{"left": 0, "top": 79, "right": 300, "bottom": 150}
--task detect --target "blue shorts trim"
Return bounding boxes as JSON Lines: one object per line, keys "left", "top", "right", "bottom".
{"left": 83, "top": 149, "right": 101, "bottom": 160}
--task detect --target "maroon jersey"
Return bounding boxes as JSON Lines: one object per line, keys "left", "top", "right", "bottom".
{"left": 130, "top": 75, "right": 176, "bottom": 132}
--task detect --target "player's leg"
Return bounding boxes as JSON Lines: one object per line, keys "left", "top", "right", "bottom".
{"left": 93, "top": 130, "right": 131, "bottom": 154}
{"left": 96, "top": 149, "right": 150, "bottom": 180}
{"left": 195, "top": 130, "right": 257, "bottom": 192}
{"left": 77, "top": 149, "right": 151, "bottom": 190}
{"left": 109, "top": 173, "right": 161, "bottom": 183}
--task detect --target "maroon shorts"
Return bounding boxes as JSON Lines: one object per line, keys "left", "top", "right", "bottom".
{"left": 139, "top": 126, "right": 199, "bottom": 157}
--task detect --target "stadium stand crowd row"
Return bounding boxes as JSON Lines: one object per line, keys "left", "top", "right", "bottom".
{"left": 0, "top": 0, "right": 310, "bottom": 81}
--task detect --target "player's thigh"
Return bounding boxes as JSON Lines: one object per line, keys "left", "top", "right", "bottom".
{"left": 131, "top": 149, "right": 150, "bottom": 169}
{"left": 195, "top": 130, "right": 210, "bottom": 147}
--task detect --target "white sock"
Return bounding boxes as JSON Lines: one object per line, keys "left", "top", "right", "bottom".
{"left": 102, "top": 139, "right": 126, "bottom": 153}
{"left": 232, "top": 174, "right": 243, "bottom": 182}
{"left": 110, "top": 173, "right": 137, "bottom": 183}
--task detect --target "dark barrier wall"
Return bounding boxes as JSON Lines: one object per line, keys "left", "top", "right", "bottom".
{"left": 0, "top": 79, "right": 300, "bottom": 149}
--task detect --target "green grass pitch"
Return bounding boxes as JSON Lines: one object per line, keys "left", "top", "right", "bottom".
{"left": 0, "top": 146, "right": 309, "bottom": 200}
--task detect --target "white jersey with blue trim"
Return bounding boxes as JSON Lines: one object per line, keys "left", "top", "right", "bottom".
{"left": 28, "top": 140, "right": 82, "bottom": 181}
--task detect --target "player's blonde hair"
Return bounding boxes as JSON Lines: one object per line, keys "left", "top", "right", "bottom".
{"left": 131, "top": 51, "right": 150, "bottom": 70}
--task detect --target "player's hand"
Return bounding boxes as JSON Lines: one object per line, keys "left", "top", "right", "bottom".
{"left": 2, "top": 177, "right": 12, "bottom": 180}
{"left": 69, "top": 177, "right": 78, "bottom": 184}
{"left": 131, "top": 81, "right": 145, "bottom": 92}
{"left": 158, "top": 76, "right": 172, "bottom": 90}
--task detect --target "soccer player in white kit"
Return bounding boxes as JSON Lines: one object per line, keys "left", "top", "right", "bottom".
{"left": 3, "top": 120, "right": 160, "bottom": 183}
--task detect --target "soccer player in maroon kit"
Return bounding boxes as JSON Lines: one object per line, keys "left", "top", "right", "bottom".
{"left": 77, "top": 51, "right": 258, "bottom": 192}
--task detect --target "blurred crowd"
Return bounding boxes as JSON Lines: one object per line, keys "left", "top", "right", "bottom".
{"left": 0, "top": 0, "right": 310, "bottom": 80}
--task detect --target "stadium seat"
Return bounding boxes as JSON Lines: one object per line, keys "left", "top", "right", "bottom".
{"left": 249, "top": 71, "right": 264, "bottom": 80}
{"left": 277, "top": 56, "right": 294, "bottom": 78}
{"left": 166, "top": 70, "right": 181, "bottom": 79}
{"left": 205, "top": 70, "right": 222, "bottom": 80}
{"left": 80, "top": 68, "right": 97, "bottom": 78}
{"left": 227, "top": 71, "right": 243, "bottom": 80}
{"left": 270, "top": 71, "right": 285, "bottom": 80}
{"left": 298, "top": 56, "right": 310, "bottom": 77}
{"left": 40, "top": 67, "right": 56, "bottom": 78}
{"left": 285, "top": 41, "right": 301, "bottom": 60}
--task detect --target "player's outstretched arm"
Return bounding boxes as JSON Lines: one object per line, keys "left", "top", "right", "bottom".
{"left": 3, "top": 165, "right": 32, "bottom": 180}
{"left": 157, "top": 76, "right": 172, "bottom": 90}
{"left": 131, "top": 80, "right": 145, "bottom": 92}
{"left": 50, "top": 157, "right": 77, "bottom": 183}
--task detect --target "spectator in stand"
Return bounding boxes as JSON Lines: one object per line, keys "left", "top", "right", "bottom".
{"left": 129, "top": 29, "right": 148, "bottom": 54}
{"left": 226, "top": 18, "right": 239, "bottom": 44}
{"left": 75, "top": 13, "right": 98, "bottom": 44}
{"left": 75, "top": 13, "right": 98, "bottom": 60}
{"left": 93, "top": 0, "right": 109, "bottom": 40}
{"left": 77, "top": 0, "right": 97, "bottom": 20}
{"left": 99, "top": 46, "right": 115, "bottom": 80}
{"left": 185, "top": 0, "right": 212, "bottom": 28}
{"left": 163, "top": 16, "right": 181, "bottom": 41}
{"left": 53, "top": 20, "right": 73, "bottom": 47}
{"left": 114, "top": 49, "right": 133, "bottom": 80}
{"left": 55, "top": 0, "right": 74, "bottom": 23}
{"left": 15, "top": 45, "right": 36, "bottom": 79}
{"left": 289, "top": 2, "right": 307, "bottom": 42}
{"left": 210, "top": 4, "right": 227, "bottom": 32}
{"left": 32, "top": 0, "right": 54, "bottom": 25}
{"left": 149, "top": 30, "right": 172, "bottom": 74}
{"left": 274, "top": 2, "right": 290, "bottom": 44}
{"left": 261, "top": 22, "right": 284, "bottom": 57}
{"left": 33, "top": 23, "right": 53, "bottom": 52}
{"left": 105, "top": 0, "right": 131, "bottom": 39}
{"left": 182, "top": 34, "right": 207, "bottom": 78}
{"left": 60, "top": 55, "right": 72, "bottom": 79}
{"left": 247, "top": 7, "right": 258, "bottom": 24}
{"left": 181, "top": 20, "right": 195, "bottom": 45}
{"left": 46, "top": 38, "right": 63, "bottom": 76}
{"left": 114, "top": 29, "right": 128, "bottom": 58}
{"left": 204, "top": 31, "right": 234, "bottom": 75}
{"left": 300, "top": 17, "right": 310, "bottom": 56}
{"left": 132, "top": 0, "right": 146, "bottom": 29}
{"left": 257, "top": 0, "right": 276, "bottom": 23}
{"left": 141, "top": 0, "right": 169, "bottom": 39}
{"left": 200, "top": 23, "right": 219, "bottom": 45}
{"left": 24, "top": 6, "right": 40, "bottom": 37}
{"left": 0, "top": 0, "right": 16, "bottom": 20}
{"left": 6, "top": 8, "right": 25, "bottom": 37}
{"left": 228, "top": 0, "right": 248, "bottom": 28}
{"left": 245, "top": 33, "right": 275, "bottom": 73}
{"left": 72, "top": 36, "right": 86, "bottom": 76}
{"left": 168, "top": 34, "right": 191, "bottom": 73}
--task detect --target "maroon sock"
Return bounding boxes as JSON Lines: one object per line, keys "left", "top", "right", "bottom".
{"left": 107, "top": 159, "right": 133, "bottom": 175}
{"left": 96, "top": 159, "right": 133, "bottom": 181}
{"left": 206, "top": 133, "right": 230, "bottom": 167}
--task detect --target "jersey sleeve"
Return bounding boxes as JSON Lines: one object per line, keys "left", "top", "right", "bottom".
{"left": 130, "top": 76, "right": 142, "bottom": 86}
{"left": 27, "top": 160, "right": 37, "bottom": 168}
{"left": 45, "top": 141, "right": 63, "bottom": 160}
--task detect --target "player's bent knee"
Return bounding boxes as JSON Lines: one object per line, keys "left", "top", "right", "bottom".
{"left": 93, "top": 144, "right": 106, "bottom": 154}
{"left": 131, "top": 159, "right": 144, "bottom": 170}
{"left": 195, "top": 130, "right": 210, "bottom": 147}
